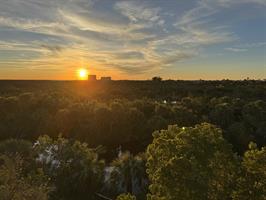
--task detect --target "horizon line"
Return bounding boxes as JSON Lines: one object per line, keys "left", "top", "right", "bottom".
{"left": 0, "top": 78, "right": 265, "bottom": 81}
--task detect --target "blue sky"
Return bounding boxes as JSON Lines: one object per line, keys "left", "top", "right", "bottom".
{"left": 0, "top": 0, "right": 265, "bottom": 80}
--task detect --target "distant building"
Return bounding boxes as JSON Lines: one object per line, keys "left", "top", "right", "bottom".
{"left": 101, "top": 76, "right": 112, "bottom": 81}
{"left": 88, "top": 75, "right": 97, "bottom": 81}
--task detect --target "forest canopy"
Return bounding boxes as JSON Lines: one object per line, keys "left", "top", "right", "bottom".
{"left": 0, "top": 80, "right": 265, "bottom": 199}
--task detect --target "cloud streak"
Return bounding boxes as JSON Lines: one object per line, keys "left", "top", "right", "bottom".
{"left": 225, "top": 47, "right": 248, "bottom": 52}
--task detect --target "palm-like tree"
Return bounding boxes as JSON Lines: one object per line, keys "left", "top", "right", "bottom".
{"left": 108, "top": 152, "right": 148, "bottom": 197}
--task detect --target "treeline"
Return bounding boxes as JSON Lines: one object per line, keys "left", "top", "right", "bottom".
{"left": 0, "top": 80, "right": 265, "bottom": 101}
{"left": 0, "top": 124, "right": 265, "bottom": 200}
{"left": 0, "top": 91, "right": 265, "bottom": 156}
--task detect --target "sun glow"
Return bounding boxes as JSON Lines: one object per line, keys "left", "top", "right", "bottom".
{"left": 78, "top": 69, "right": 88, "bottom": 80}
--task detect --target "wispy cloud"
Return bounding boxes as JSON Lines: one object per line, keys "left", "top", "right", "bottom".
{"left": 225, "top": 42, "right": 266, "bottom": 52}
{"left": 0, "top": 0, "right": 265, "bottom": 78}
{"left": 201, "top": 0, "right": 266, "bottom": 7}
{"left": 225, "top": 47, "right": 248, "bottom": 52}
{"left": 236, "top": 42, "right": 266, "bottom": 48}
{"left": 114, "top": 1, "right": 162, "bottom": 24}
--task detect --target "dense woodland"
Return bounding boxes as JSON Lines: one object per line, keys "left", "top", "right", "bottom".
{"left": 0, "top": 80, "right": 265, "bottom": 200}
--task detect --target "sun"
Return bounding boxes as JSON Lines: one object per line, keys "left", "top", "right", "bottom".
{"left": 78, "top": 69, "right": 88, "bottom": 80}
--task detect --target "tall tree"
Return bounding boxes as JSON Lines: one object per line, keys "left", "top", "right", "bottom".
{"left": 146, "top": 123, "right": 239, "bottom": 200}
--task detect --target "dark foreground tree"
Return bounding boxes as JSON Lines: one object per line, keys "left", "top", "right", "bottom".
{"left": 146, "top": 123, "right": 239, "bottom": 200}
{"left": 232, "top": 142, "right": 266, "bottom": 200}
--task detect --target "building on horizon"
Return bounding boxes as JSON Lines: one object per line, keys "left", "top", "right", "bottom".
{"left": 88, "top": 75, "right": 97, "bottom": 81}
{"left": 100, "top": 76, "right": 112, "bottom": 81}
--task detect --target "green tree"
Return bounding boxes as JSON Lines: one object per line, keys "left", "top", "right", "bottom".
{"left": 209, "top": 102, "right": 235, "bottom": 128}
{"left": 0, "top": 155, "right": 50, "bottom": 200}
{"left": 116, "top": 193, "right": 137, "bottom": 200}
{"left": 172, "top": 105, "right": 198, "bottom": 126}
{"left": 146, "top": 123, "right": 238, "bottom": 200}
{"left": 109, "top": 152, "right": 148, "bottom": 199}
{"left": 242, "top": 100, "right": 266, "bottom": 128}
{"left": 152, "top": 77, "right": 162, "bottom": 82}
{"left": 0, "top": 139, "right": 32, "bottom": 157}
{"left": 242, "top": 100, "right": 266, "bottom": 146}
{"left": 35, "top": 135, "right": 105, "bottom": 200}
{"left": 232, "top": 142, "right": 266, "bottom": 200}
{"left": 228, "top": 122, "right": 253, "bottom": 153}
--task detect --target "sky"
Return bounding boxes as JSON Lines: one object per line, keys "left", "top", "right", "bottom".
{"left": 0, "top": 0, "right": 265, "bottom": 80}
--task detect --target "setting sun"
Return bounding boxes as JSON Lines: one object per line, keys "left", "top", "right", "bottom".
{"left": 78, "top": 69, "right": 88, "bottom": 80}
